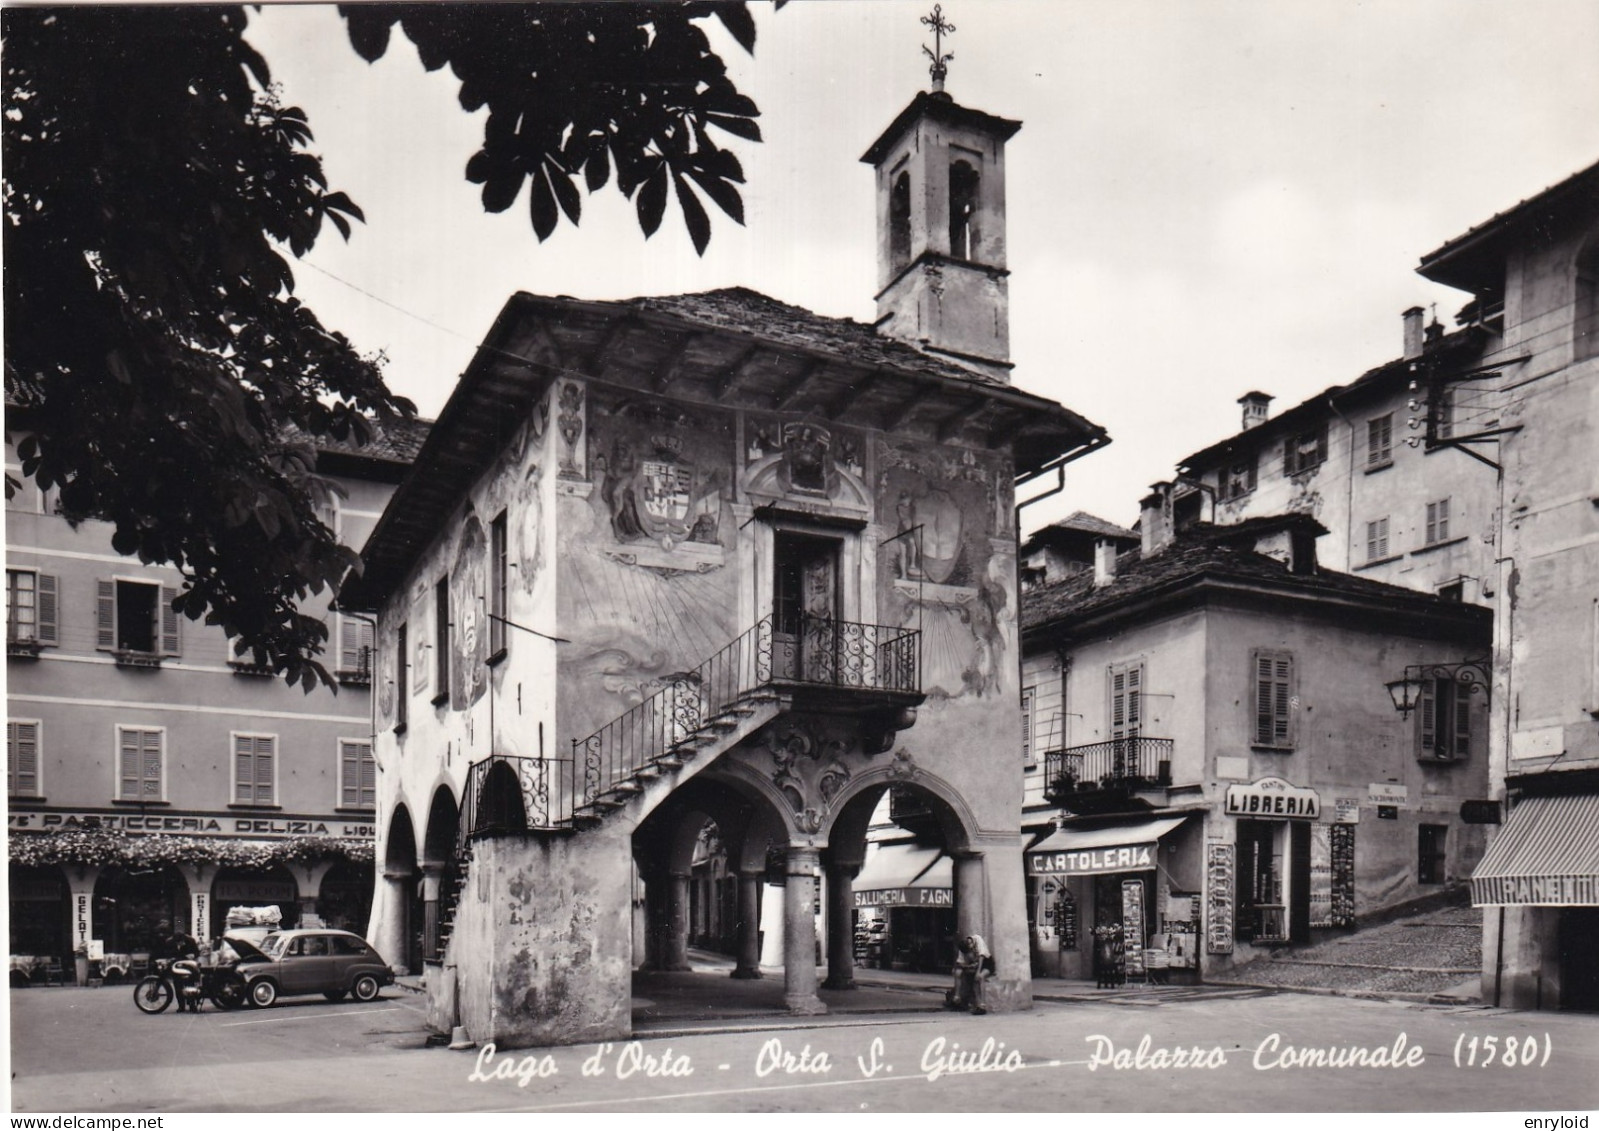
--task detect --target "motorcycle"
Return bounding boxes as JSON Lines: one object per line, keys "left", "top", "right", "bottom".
{"left": 133, "top": 957, "right": 247, "bottom": 1014}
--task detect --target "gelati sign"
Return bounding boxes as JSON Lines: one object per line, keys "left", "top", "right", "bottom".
{"left": 1224, "top": 777, "right": 1320, "bottom": 819}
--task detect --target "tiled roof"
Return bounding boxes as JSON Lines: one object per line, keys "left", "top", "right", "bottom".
{"left": 1051, "top": 511, "right": 1138, "bottom": 540}
{"left": 1022, "top": 521, "right": 1489, "bottom": 635}
{"left": 632, "top": 287, "right": 1007, "bottom": 387}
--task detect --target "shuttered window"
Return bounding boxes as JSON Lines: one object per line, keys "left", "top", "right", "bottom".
{"left": 233, "top": 734, "right": 276, "bottom": 805}
{"left": 1367, "top": 414, "right": 1393, "bottom": 466}
{"left": 8, "top": 720, "right": 40, "bottom": 797}
{"left": 1365, "top": 517, "right": 1390, "bottom": 562}
{"left": 1283, "top": 426, "right": 1328, "bottom": 475}
{"left": 1425, "top": 498, "right": 1451, "bottom": 545}
{"left": 339, "top": 740, "right": 376, "bottom": 809}
{"left": 1418, "top": 677, "right": 1471, "bottom": 759}
{"left": 97, "top": 579, "right": 179, "bottom": 654}
{"left": 339, "top": 616, "right": 374, "bottom": 676}
{"left": 7, "top": 570, "right": 57, "bottom": 645}
{"left": 117, "top": 727, "right": 163, "bottom": 801}
{"left": 1252, "top": 650, "right": 1294, "bottom": 748}
{"left": 1109, "top": 662, "right": 1143, "bottom": 741}
{"left": 1021, "top": 686, "right": 1036, "bottom": 767}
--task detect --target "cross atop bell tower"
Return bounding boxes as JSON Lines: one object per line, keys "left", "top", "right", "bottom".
{"left": 861, "top": 9, "right": 1021, "bottom": 383}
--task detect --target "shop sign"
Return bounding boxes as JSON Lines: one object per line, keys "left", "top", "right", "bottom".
{"left": 1367, "top": 782, "right": 1408, "bottom": 805}
{"left": 854, "top": 888, "right": 953, "bottom": 909}
{"left": 1028, "top": 843, "right": 1156, "bottom": 877}
{"left": 6, "top": 810, "right": 376, "bottom": 839}
{"left": 74, "top": 893, "right": 91, "bottom": 948}
{"left": 215, "top": 880, "right": 296, "bottom": 902}
{"left": 1474, "top": 875, "right": 1599, "bottom": 905}
{"left": 1224, "top": 777, "right": 1320, "bottom": 819}
{"left": 1334, "top": 798, "right": 1361, "bottom": 824}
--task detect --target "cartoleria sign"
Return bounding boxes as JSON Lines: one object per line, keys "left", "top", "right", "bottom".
{"left": 1027, "top": 842, "right": 1156, "bottom": 876}
{"left": 1224, "top": 777, "right": 1320, "bottom": 819}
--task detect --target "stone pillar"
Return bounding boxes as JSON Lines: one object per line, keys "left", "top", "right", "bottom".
{"left": 664, "top": 871, "right": 692, "bottom": 971}
{"left": 822, "top": 861, "right": 859, "bottom": 990}
{"left": 731, "top": 870, "right": 763, "bottom": 979}
{"left": 420, "top": 864, "right": 443, "bottom": 961}
{"left": 377, "top": 870, "right": 412, "bottom": 974}
{"left": 954, "top": 852, "right": 987, "bottom": 941}
{"left": 782, "top": 846, "right": 825, "bottom": 1014}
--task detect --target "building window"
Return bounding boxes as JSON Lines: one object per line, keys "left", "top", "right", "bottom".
{"left": 1367, "top": 414, "right": 1393, "bottom": 467}
{"left": 1109, "top": 662, "right": 1143, "bottom": 752}
{"left": 1021, "top": 686, "right": 1036, "bottom": 767}
{"left": 1365, "top": 517, "right": 1390, "bottom": 562}
{"left": 338, "top": 615, "right": 374, "bottom": 682}
{"left": 948, "top": 158, "right": 980, "bottom": 260}
{"left": 1252, "top": 649, "right": 1294, "bottom": 749}
{"left": 1283, "top": 426, "right": 1328, "bottom": 475}
{"left": 1434, "top": 387, "right": 1456, "bottom": 440}
{"left": 8, "top": 720, "right": 40, "bottom": 797}
{"left": 490, "top": 511, "right": 508, "bottom": 659}
{"left": 1220, "top": 455, "right": 1257, "bottom": 501}
{"left": 433, "top": 578, "right": 450, "bottom": 697}
{"left": 97, "top": 578, "right": 179, "bottom": 655}
{"left": 339, "top": 739, "right": 376, "bottom": 809}
{"left": 1425, "top": 498, "right": 1451, "bottom": 545}
{"left": 889, "top": 170, "right": 911, "bottom": 274}
{"left": 1437, "top": 580, "right": 1465, "bottom": 602}
{"left": 117, "top": 726, "right": 163, "bottom": 802}
{"left": 1418, "top": 676, "right": 1471, "bottom": 759}
{"left": 232, "top": 733, "right": 276, "bottom": 806}
{"left": 395, "top": 623, "right": 408, "bottom": 731}
{"left": 7, "top": 569, "right": 58, "bottom": 646}
{"left": 1418, "top": 824, "right": 1448, "bottom": 885}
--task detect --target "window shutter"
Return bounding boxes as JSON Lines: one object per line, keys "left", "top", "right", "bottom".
{"left": 1254, "top": 652, "right": 1293, "bottom": 746}
{"left": 160, "top": 586, "right": 180, "bottom": 655}
{"left": 1315, "top": 429, "right": 1328, "bottom": 465}
{"left": 361, "top": 749, "right": 376, "bottom": 807}
{"left": 97, "top": 580, "right": 116, "bottom": 649}
{"left": 119, "top": 729, "right": 141, "bottom": 799}
{"left": 341, "top": 742, "right": 359, "bottom": 807}
{"left": 35, "top": 575, "right": 58, "bottom": 645}
{"left": 10, "top": 721, "right": 39, "bottom": 795}
{"left": 1282, "top": 440, "right": 1294, "bottom": 476}
{"left": 235, "top": 735, "right": 253, "bottom": 804}
{"left": 1453, "top": 680, "right": 1471, "bottom": 758}
{"left": 256, "top": 739, "right": 274, "bottom": 804}
{"left": 1255, "top": 655, "right": 1274, "bottom": 744}
{"left": 1419, "top": 680, "right": 1438, "bottom": 755}
{"left": 1126, "top": 664, "right": 1142, "bottom": 733}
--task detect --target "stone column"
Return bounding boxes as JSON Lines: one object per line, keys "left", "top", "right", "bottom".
{"left": 731, "top": 870, "right": 763, "bottom": 979}
{"left": 822, "top": 861, "right": 859, "bottom": 990}
{"left": 782, "top": 846, "right": 826, "bottom": 1014}
{"left": 664, "top": 871, "right": 692, "bottom": 971}
{"left": 954, "top": 852, "right": 987, "bottom": 941}
{"left": 420, "top": 863, "right": 443, "bottom": 962}
{"left": 377, "top": 870, "right": 412, "bottom": 974}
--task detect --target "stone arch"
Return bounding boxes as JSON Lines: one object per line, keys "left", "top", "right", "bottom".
{"left": 821, "top": 762, "right": 979, "bottom": 855}
{"left": 949, "top": 158, "right": 980, "bottom": 259}
{"left": 422, "top": 784, "right": 459, "bottom": 870}
{"left": 385, "top": 801, "right": 419, "bottom": 875}
{"left": 380, "top": 801, "right": 422, "bottom": 974}
{"left": 889, "top": 169, "right": 912, "bottom": 273}
{"left": 475, "top": 759, "right": 527, "bottom": 835}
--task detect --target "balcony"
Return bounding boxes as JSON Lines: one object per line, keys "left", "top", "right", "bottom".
{"left": 1043, "top": 737, "right": 1175, "bottom": 807}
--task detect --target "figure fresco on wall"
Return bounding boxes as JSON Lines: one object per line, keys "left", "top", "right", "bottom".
{"left": 877, "top": 439, "right": 1009, "bottom": 699}
{"left": 451, "top": 516, "right": 488, "bottom": 710}
{"left": 590, "top": 397, "right": 730, "bottom": 555}
{"left": 557, "top": 381, "right": 584, "bottom": 479}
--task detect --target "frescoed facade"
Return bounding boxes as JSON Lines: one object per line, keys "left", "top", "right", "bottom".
{"left": 339, "top": 82, "right": 1108, "bottom": 1047}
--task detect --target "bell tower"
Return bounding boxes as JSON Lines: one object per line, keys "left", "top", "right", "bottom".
{"left": 861, "top": 7, "right": 1021, "bottom": 384}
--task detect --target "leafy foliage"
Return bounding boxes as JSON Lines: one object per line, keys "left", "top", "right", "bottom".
{"left": 3, "top": 6, "right": 414, "bottom": 689}
{"left": 340, "top": 2, "right": 773, "bottom": 254}
{"left": 8, "top": 826, "right": 375, "bottom": 869}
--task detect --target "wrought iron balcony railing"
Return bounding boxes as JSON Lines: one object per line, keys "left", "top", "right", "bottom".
{"left": 1043, "top": 736, "right": 1175, "bottom": 803}
{"left": 457, "top": 614, "right": 919, "bottom": 840}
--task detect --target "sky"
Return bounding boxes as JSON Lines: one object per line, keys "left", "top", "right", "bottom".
{"left": 246, "top": 1, "right": 1599, "bottom": 534}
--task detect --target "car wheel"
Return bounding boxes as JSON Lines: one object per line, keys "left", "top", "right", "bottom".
{"left": 351, "top": 974, "right": 380, "bottom": 1002}
{"left": 248, "top": 979, "right": 278, "bottom": 1008}
{"left": 323, "top": 990, "right": 347, "bottom": 1002}
{"left": 212, "top": 980, "right": 246, "bottom": 1011}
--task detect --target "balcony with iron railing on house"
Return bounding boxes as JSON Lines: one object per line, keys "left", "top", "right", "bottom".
{"left": 1043, "top": 736, "right": 1175, "bottom": 807}
{"left": 456, "top": 614, "right": 921, "bottom": 841}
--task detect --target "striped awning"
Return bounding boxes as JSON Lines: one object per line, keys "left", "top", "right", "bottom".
{"left": 1470, "top": 793, "right": 1599, "bottom": 906}
{"left": 853, "top": 844, "right": 952, "bottom": 908}
{"left": 1027, "top": 816, "right": 1188, "bottom": 876}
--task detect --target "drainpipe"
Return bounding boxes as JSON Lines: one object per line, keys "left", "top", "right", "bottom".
{"left": 1325, "top": 394, "right": 1357, "bottom": 572}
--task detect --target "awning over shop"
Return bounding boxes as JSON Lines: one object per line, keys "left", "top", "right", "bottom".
{"left": 1027, "top": 816, "right": 1188, "bottom": 877}
{"left": 853, "top": 844, "right": 952, "bottom": 908}
{"left": 1470, "top": 793, "right": 1599, "bottom": 906}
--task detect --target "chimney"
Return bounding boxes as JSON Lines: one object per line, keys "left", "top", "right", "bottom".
{"left": 1093, "top": 539, "right": 1118, "bottom": 587}
{"left": 1140, "top": 482, "right": 1175, "bottom": 558}
{"left": 1237, "top": 391, "right": 1273, "bottom": 431}
{"left": 1402, "top": 306, "right": 1425, "bottom": 360}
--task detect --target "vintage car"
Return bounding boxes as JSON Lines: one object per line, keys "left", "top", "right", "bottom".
{"left": 228, "top": 928, "right": 395, "bottom": 1008}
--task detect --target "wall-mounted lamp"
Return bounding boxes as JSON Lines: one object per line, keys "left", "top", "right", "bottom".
{"left": 1385, "top": 658, "right": 1491, "bottom": 718}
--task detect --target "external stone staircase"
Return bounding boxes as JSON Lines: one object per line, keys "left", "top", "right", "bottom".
{"left": 1222, "top": 895, "right": 1483, "bottom": 999}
